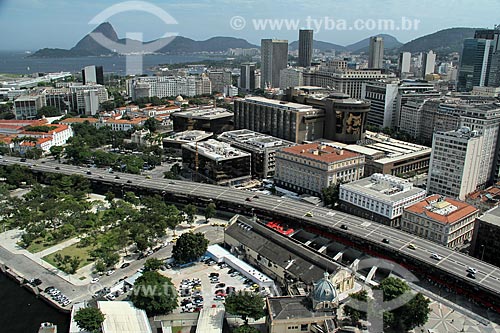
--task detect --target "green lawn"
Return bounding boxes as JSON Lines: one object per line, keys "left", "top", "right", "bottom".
{"left": 43, "top": 242, "right": 95, "bottom": 271}
{"left": 23, "top": 234, "right": 73, "bottom": 253}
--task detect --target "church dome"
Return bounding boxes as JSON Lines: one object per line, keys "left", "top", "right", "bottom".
{"left": 312, "top": 272, "right": 337, "bottom": 303}
{"left": 175, "top": 95, "right": 184, "bottom": 102}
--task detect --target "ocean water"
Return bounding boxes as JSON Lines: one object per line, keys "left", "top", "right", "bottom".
{"left": 0, "top": 272, "right": 70, "bottom": 332}
{"left": 0, "top": 51, "right": 223, "bottom": 75}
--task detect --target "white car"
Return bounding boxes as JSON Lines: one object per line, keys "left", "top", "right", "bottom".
{"left": 466, "top": 267, "right": 477, "bottom": 274}
{"left": 106, "top": 270, "right": 115, "bottom": 276}
{"left": 430, "top": 253, "right": 442, "bottom": 260}
{"left": 90, "top": 277, "right": 100, "bottom": 284}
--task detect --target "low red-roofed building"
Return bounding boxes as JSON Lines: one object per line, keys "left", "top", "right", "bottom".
{"left": 274, "top": 142, "right": 365, "bottom": 196}
{"left": 466, "top": 182, "right": 500, "bottom": 213}
{"left": 402, "top": 194, "right": 480, "bottom": 248}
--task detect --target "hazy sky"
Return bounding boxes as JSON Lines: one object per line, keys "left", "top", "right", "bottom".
{"left": 1, "top": 0, "right": 499, "bottom": 50}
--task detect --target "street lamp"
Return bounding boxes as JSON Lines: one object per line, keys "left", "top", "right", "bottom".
{"left": 480, "top": 244, "right": 485, "bottom": 261}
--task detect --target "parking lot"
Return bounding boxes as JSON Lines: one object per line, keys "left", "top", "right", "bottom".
{"left": 165, "top": 259, "right": 270, "bottom": 313}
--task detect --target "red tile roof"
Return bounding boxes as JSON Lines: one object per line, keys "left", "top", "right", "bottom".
{"left": 60, "top": 118, "right": 98, "bottom": 124}
{"left": 280, "top": 143, "right": 361, "bottom": 163}
{"left": 405, "top": 195, "right": 479, "bottom": 224}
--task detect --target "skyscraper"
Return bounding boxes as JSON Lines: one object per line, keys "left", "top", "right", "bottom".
{"left": 239, "top": 62, "right": 256, "bottom": 91}
{"left": 458, "top": 29, "right": 500, "bottom": 91}
{"left": 398, "top": 52, "right": 411, "bottom": 76}
{"left": 422, "top": 50, "right": 436, "bottom": 77}
{"left": 261, "top": 39, "right": 288, "bottom": 89}
{"left": 298, "top": 29, "right": 313, "bottom": 67}
{"left": 368, "top": 36, "right": 384, "bottom": 69}
{"left": 82, "top": 65, "right": 104, "bottom": 85}
{"left": 427, "top": 127, "right": 483, "bottom": 200}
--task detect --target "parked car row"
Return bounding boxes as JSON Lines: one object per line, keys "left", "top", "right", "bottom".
{"left": 44, "top": 287, "right": 71, "bottom": 306}
{"left": 179, "top": 278, "right": 204, "bottom": 313}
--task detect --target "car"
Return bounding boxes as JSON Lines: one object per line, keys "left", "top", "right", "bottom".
{"left": 120, "top": 263, "right": 130, "bottom": 269}
{"left": 253, "top": 195, "right": 260, "bottom": 199}
{"left": 305, "top": 211, "right": 313, "bottom": 217}
{"left": 382, "top": 238, "right": 390, "bottom": 244}
{"left": 168, "top": 181, "right": 175, "bottom": 185}
{"left": 20, "top": 158, "right": 26, "bottom": 162}
{"left": 215, "top": 283, "right": 226, "bottom": 288}
{"left": 127, "top": 180, "right": 132, "bottom": 184}
{"left": 430, "top": 253, "right": 442, "bottom": 260}
{"left": 90, "top": 277, "right": 100, "bottom": 284}
{"left": 44, "top": 286, "right": 55, "bottom": 293}
{"left": 115, "top": 175, "right": 120, "bottom": 179}
{"left": 245, "top": 197, "right": 252, "bottom": 202}
{"left": 106, "top": 270, "right": 115, "bottom": 276}
{"left": 467, "top": 272, "right": 476, "bottom": 279}
{"left": 145, "top": 175, "right": 152, "bottom": 179}
{"left": 41, "top": 161, "right": 45, "bottom": 163}
{"left": 340, "top": 224, "right": 348, "bottom": 230}
{"left": 408, "top": 243, "right": 416, "bottom": 250}
{"left": 98, "top": 175, "right": 103, "bottom": 179}
{"left": 466, "top": 267, "right": 477, "bottom": 274}
{"left": 55, "top": 166, "right": 60, "bottom": 170}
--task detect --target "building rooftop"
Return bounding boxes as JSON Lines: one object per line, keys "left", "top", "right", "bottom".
{"left": 244, "top": 96, "right": 320, "bottom": 111}
{"left": 341, "top": 174, "right": 426, "bottom": 203}
{"left": 267, "top": 296, "right": 334, "bottom": 320}
{"left": 164, "top": 130, "right": 213, "bottom": 143}
{"left": 97, "top": 301, "right": 152, "bottom": 333}
{"left": 477, "top": 206, "right": 500, "bottom": 227}
{"left": 172, "top": 107, "right": 233, "bottom": 120}
{"left": 224, "top": 215, "right": 343, "bottom": 284}
{"left": 405, "top": 195, "right": 479, "bottom": 225}
{"left": 183, "top": 139, "right": 250, "bottom": 161}
{"left": 280, "top": 142, "right": 360, "bottom": 164}
{"left": 218, "top": 129, "right": 295, "bottom": 150}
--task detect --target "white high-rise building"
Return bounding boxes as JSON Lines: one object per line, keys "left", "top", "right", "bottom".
{"left": 279, "top": 67, "right": 304, "bottom": 89}
{"left": 427, "top": 127, "right": 483, "bottom": 200}
{"left": 459, "top": 103, "right": 500, "bottom": 185}
{"left": 398, "top": 52, "right": 411, "bottom": 76}
{"left": 422, "top": 50, "right": 436, "bottom": 77}
{"left": 368, "top": 36, "right": 384, "bottom": 69}
{"left": 261, "top": 39, "right": 289, "bottom": 89}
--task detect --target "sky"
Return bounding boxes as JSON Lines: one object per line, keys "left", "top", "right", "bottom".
{"left": 1, "top": 0, "right": 500, "bottom": 51}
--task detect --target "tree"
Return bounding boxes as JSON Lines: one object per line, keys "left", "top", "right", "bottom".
{"left": 233, "top": 325, "right": 260, "bottom": 333}
{"left": 374, "top": 277, "right": 431, "bottom": 331}
{"left": 172, "top": 232, "right": 209, "bottom": 264}
{"left": 37, "top": 105, "right": 61, "bottom": 118}
{"left": 144, "top": 257, "right": 163, "bottom": 271}
{"left": 105, "top": 191, "right": 115, "bottom": 203}
{"left": 130, "top": 271, "right": 177, "bottom": 316}
{"left": 343, "top": 290, "right": 368, "bottom": 325}
{"left": 74, "top": 307, "right": 105, "bottom": 333}
{"left": 124, "top": 191, "right": 140, "bottom": 205}
{"left": 321, "top": 182, "right": 342, "bottom": 207}
{"left": 49, "top": 145, "right": 64, "bottom": 162}
{"left": 204, "top": 202, "right": 216, "bottom": 222}
{"left": 225, "top": 291, "right": 265, "bottom": 325}
{"left": 144, "top": 117, "right": 160, "bottom": 133}
{"left": 183, "top": 204, "right": 197, "bottom": 225}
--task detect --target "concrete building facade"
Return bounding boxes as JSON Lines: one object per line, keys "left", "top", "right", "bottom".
{"left": 275, "top": 142, "right": 365, "bottom": 196}
{"left": 402, "top": 195, "right": 480, "bottom": 248}
{"left": 261, "top": 39, "right": 289, "bottom": 89}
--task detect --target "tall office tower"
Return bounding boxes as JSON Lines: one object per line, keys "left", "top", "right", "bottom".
{"left": 458, "top": 28, "right": 500, "bottom": 91}
{"left": 82, "top": 65, "right": 104, "bottom": 85}
{"left": 427, "top": 127, "right": 483, "bottom": 200}
{"left": 422, "top": 50, "right": 436, "bottom": 77}
{"left": 398, "top": 52, "right": 411, "bottom": 76}
{"left": 368, "top": 36, "right": 384, "bottom": 69}
{"left": 298, "top": 29, "right": 313, "bottom": 67}
{"left": 459, "top": 103, "right": 500, "bottom": 186}
{"left": 261, "top": 39, "right": 289, "bottom": 89}
{"left": 239, "top": 62, "right": 256, "bottom": 91}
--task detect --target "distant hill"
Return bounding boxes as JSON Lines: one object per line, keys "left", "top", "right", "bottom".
{"left": 346, "top": 34, "right": 403, "bottom": 53}
{"left": 31, "top": 22, "right": 258, "bottom": 58}
{"left": 289, "top": 39, "right": 346, "bottom": 52}
{"left": 400, "top": 27, "right": 477, "bottom": 54}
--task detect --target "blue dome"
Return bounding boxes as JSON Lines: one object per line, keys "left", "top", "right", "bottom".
{"left": 312, "top": 272, "right": 337, "bottom": 303}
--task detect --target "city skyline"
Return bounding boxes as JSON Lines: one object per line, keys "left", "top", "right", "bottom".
{"left": 1, "top": 0, "right": 500, "bottom": 51}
